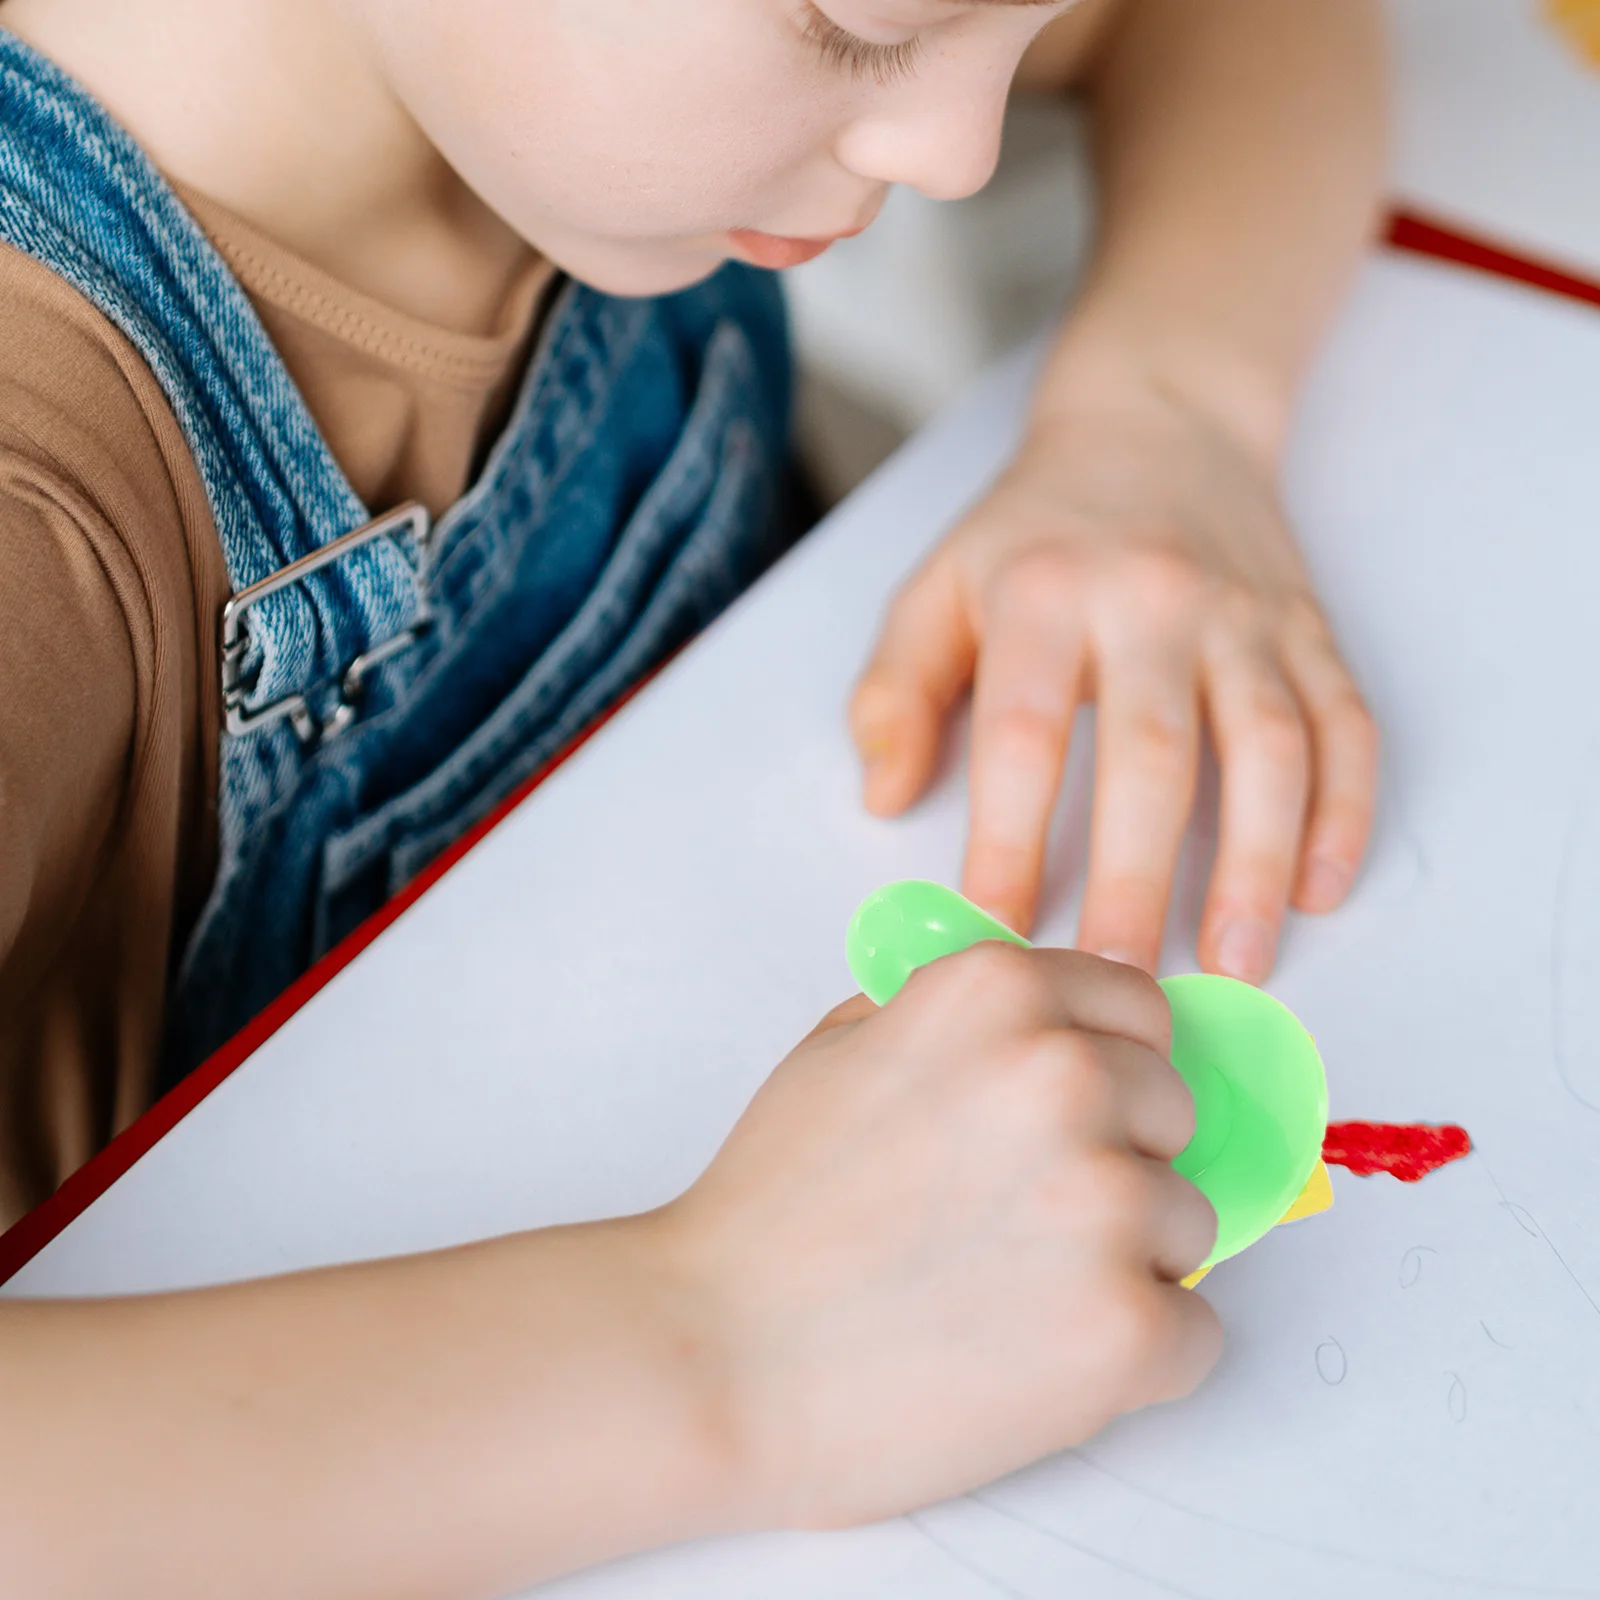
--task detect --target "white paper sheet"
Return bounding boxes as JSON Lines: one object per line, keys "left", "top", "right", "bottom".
{"left": 1393, "top": 0, "right": 1600, "bottom": 273}
{"left": 10, "top": 253, "right": 1600, "bottom": 1598}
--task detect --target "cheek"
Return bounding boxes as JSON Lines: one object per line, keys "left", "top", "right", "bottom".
{"left": 379, "top": 0, "right": 842, "bottom": 250}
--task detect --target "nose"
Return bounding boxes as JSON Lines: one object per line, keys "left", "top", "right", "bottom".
{"left": 834, "top": 59, "right": 1012, "bottom": 203}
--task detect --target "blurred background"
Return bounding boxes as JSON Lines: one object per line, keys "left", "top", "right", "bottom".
{"left": 791, "top": 91, "right": 1095, "bottom": 504}
{"left": 789, "top": 0, "right": 1600, "bottom": 506}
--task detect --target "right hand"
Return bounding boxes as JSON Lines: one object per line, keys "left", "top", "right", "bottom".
{"left": 658, "top": 943, "right": 1221, "bottom": 1530}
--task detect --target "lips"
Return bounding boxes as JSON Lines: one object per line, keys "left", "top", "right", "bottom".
{"left": 727, "top": 227, "right": 857, "bottom": 271}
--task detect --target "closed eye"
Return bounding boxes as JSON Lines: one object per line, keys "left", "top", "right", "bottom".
{"left": 801, "top": 5, "right": 926, "bottom": 85}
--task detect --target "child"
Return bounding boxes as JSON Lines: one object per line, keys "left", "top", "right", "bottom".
{"left": 0, "top": 0, "right": 1384, "bottom": 1592}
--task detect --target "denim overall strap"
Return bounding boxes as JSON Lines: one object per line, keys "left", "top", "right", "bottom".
{"left": 0, "top": 29, "right": 425, "bottom": 833}
{"left": 156, "top": 261, "right": 791, "bottom": 1079}
{"left": 0, "top": 29, "right": 796, "bottom": 1083}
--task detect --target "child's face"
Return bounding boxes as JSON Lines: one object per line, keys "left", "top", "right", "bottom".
{"left": 360, "top": 0, "right": 1070, "bottom": 295}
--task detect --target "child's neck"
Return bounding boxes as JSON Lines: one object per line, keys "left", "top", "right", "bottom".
{"left": 0, "top": 0, "right": 534, "bottom": 334}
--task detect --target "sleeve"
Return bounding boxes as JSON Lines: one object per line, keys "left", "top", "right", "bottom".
{"left": 0, "top": 241, "right": 218, "bottom": 1219}
{"left": 0, "top": 447, "right": 137, "bottom": 994}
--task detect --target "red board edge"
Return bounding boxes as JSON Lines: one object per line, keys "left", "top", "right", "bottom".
{"left": 0, "top": 670, "right": 660, "bottom": 1285}
{"left": 1386, "top": 208, "right": 1600, "bottom": 312}
{"left": 4, "top": 207, "right": 1600, "bottom": 1287}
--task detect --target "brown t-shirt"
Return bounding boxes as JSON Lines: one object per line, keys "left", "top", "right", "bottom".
{"left": 0, "top": 184, "right": 554, "bottom": 1225}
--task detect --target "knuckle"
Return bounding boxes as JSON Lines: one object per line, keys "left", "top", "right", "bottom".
{"left": 1245, "top": 698, "right": 1310, "bottom": 771}
{"left": 984, "top": 1044, "right": 1091, "bottom": 1149}
{"left": 969, "top": 1040, "right": 1109, "bottom": 1168}
{"left": 984, "top": 703, "right": 1067, "bottom": 766}
{"left": 996, "top": 547, "right": 1086, "bottom": 618}
{"left": 1113, "top": 549, "right": 1208, "bottom": 617}
{"left": 1120, "top": 710, "right": 1194, "bottom": 779}
{"left": 938, "top": 939, "right": 1041, "bottom": 1016}
{"left": 1129, "top": 959, "right": 1171, "bottom": 1020}
{"left": 1202, "top": 580, "right": 1267, "bottom": 641}
{"left": 1032, "top": 1032, "right": 1116, "bottom": 1131}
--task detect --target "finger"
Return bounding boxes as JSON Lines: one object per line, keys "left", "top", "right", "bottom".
{"left": 1197, "top": 641, "right": 1312, "bottom": 984}
{"left": 1004, "top": 945, "right": 1179, "bottom": 1057}
{"left": 801, "top": 993, "right": 880, "bottom": 1042}
{"left": 962, "top": 569, "right": 1087, "bottom": 934}
{"left": 851, "top": 558, "right": 975, "bottom": 817}
{"left": 1083, "top": 1032, "right": 1197, "bottom": 1162}
{"left": 898, "top": 942, "right": 1174, "bottom": 1060}
{"left": 1076, "top": 646, "right": 1200, "bottom": 972}
{"left": 1125, "top": 1279, "right": 1224, "bottom": 1410}
{"left": 1279, "top": 613, "right": 1380, "bottom": 913}
{"left": 1144, "top": 1160, "right": 1219, "bottom": 1283}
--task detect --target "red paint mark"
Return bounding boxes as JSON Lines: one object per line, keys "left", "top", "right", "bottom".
{"left": 0, "top": 662, "right": 671, "bottom": 1286}
{"left": 7, "top": 207, "right": 1599, "bottom": 1284}
{"left": 1323, "top": 1121, "right": 1472, "bottom": 1182}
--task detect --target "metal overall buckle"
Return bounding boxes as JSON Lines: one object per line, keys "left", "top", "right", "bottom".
{"left": 220, "top": 503, "right": 436, "bottom": 747}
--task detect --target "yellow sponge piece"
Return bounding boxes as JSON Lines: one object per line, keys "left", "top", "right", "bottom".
{"left": 1181, "top": 1161, "right": 1333, "bottom": 1290}
{"left": 1278, "top": 1159, "right": 1334, "bottom": 1224}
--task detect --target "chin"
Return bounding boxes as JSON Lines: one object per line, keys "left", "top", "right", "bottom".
{"left": 540, "top": 234, "right": 740, "bottom": 299}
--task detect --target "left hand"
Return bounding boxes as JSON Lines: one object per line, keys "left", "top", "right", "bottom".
{"left": 849, "top": 376, "right": 1378, "bottom": 982}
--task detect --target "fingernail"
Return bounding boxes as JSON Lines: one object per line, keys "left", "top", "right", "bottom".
{"left": 1215, "top": 918, "right": 1275, "bottom": 984}
{"left": 1301, "top": 856, "right": 1353, "bottom": 910}
{"left": 1095, "top": 947, "right": 1146, "bottom": 970}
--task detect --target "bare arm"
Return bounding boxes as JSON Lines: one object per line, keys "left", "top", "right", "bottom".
{"left": 855, "top": 0, "right": 1387, "bottom": 977}
{"left": 1037, "top": 0, "right": 1389, "bottom": 462}
{"left": 0, "top": 955, "right": 1217, "bottom": 1599}
{"left": 0, "top": 1224, "right": 739, "bottom": 1598}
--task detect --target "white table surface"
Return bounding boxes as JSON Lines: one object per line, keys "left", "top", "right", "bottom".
{"left": 11, "top": 252, "right": 1600, "bottom": 1599}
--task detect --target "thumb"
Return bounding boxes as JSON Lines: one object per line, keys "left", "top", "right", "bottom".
{"left": 802, "top": 993, "right": 881, "bottom": 1042}
{"left": 850, "top": 558, "right": 976, "bottom": 816}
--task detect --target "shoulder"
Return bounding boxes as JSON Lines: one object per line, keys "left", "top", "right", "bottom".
{"left": 0, "top": 237, "right": 226, "bottom": 708}
{"left": 0, "top": 240, "right": 210, "bottom": 553}
{"left": 0, "top": 240, "right": 224, "bottom": 914}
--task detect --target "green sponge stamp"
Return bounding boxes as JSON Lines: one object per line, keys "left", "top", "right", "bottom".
{"left": 846, "top": 880, "right": 1328, "bottom": 1271}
